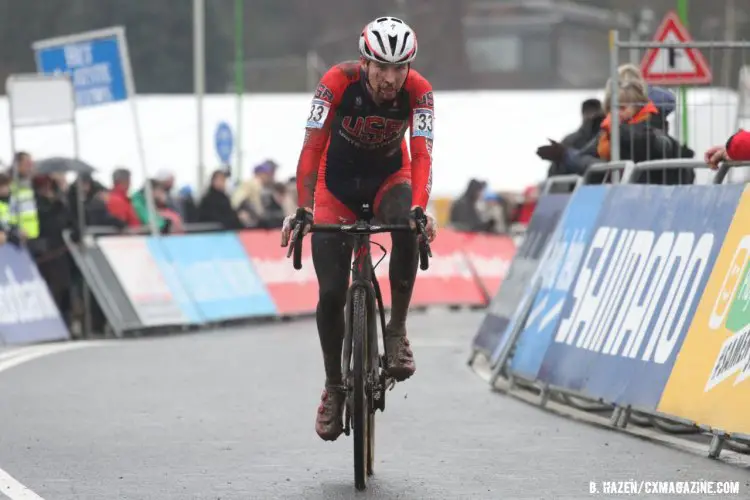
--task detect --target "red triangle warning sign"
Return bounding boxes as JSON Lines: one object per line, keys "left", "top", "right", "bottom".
{"left": 640, "top": 10, "right": 713, "bottom": 86}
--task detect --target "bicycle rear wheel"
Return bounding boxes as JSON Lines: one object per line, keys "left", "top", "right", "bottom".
{"left": 351, "top": 286, "right": 370, "bottom": 491}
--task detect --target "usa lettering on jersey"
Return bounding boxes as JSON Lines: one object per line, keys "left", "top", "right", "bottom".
{"left": 341, "top": 116, "right": 405, "bottom": 145}
{"left": 555, "top": 227, "right": 714, "bottom": 365}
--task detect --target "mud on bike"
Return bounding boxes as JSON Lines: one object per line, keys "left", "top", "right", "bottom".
{"left": 286, "top": 204, "right": 431, "bottom": 491}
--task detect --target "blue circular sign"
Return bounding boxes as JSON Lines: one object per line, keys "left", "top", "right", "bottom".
{"left": 214, "top": 122, "right": 233, "bottom": 164}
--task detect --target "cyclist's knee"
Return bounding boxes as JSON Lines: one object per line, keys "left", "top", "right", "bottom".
{"left": 377, "top": 183, "right": 411, "bottom": 224}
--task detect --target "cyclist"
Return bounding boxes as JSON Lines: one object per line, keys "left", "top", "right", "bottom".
{"left": 281, "top": 16, "right": 437, "bottom": 441}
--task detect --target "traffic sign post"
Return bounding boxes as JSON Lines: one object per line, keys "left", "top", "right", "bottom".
{"left": 639, "top": 10, "right": 712, "bottom": 86}
{"left": 214, "top": 122, "right": 234, "bottom": 166}
{"left": 31, "top": 26, "right": 159, "bottom": 237}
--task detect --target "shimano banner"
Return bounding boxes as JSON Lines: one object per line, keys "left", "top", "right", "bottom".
{"left": 471, "top": 193, "right": 569, "bottom": 359}
{"left": 538, "top": 184, "right": 743, "bottom": 410}
{"left": 508, "top": 186, "right": 608, "bottom": 378}
{"left": 0, "top": 245, "right": 69, "bottom": 345}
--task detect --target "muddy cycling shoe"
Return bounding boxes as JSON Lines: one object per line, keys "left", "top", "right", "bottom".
{"left": 384, "top": 324, "right": 416, "bottom": 382}
{"left": 315, "top": 383, "right": 346, "bottom": 441}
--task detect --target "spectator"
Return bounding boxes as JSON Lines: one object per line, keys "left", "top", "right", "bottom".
{"left": 154, "top": 168, "right": 180, "bottom": 212}
{"left": 617, "top": 63, "right": 676, "bottom": 126}
{"left": 176, "top": 185, "right": 200, "bottom": 224}
{"left": 231, "top": 160, "right": 277, "bottom": 227}
{"left": 512, "top": 185, "right": 539, "bottom": 226}
{"left": 32, "top": 174, "right": 73, "bottom": 324}
{"left": 68, "top": 174, "right": 126, "bottom": 234}
{"left": 551, "top": 80, "right": 693, "bottom": 184}
{"left": 107, "top": 168, "right": 141, "bottom": 228}
{"left": 544, "top": 98, "right": 605, "bottom": 177}
{"left": 9, "top": 152, "right": 40, "bottom": 243}
{"left": 478, "top": 191, "right": 509, "bottom": 234}
{"left": 198, "top": 169, "right": 243, "bottom": 230}
{"left": 0, "top": 172, "right": 22, "bottom": 246}
{"left": 258, "top": 182, "right": 289, "bottom": 229}
{"left": 282, "top": 176, "right": 298, "bottom": 217}
{"left": 449, "top": 179, "right": 493, "bottom": 232}
{"left": 131, "top": 180, "right": 171, "bottom": 234}
{"left": 705, "top": 129, "right": 750, "bottom": 168}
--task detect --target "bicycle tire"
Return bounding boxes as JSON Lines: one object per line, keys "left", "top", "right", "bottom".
{"left": 351, "top": 286, "right": 369, "bottom": 491}
{"left": 366, "top": 301, "right": 379, "bottom": 477}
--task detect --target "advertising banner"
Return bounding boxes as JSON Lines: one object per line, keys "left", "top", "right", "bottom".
{"left": 659, "top": 186, "right": 750, "bottom": 434}
{"left": 240, "top": 228, "right": 490, "bottom": 316}
{"left": 239, "top": 230, "right": 318, "bottom": 315}
{"left": 461, "top": 232, "right": 516, "bottom": 299}
{"left": 398, "top": 229, "right": 486, "bottom": 307}
{"left": 158, "top": 233, "right": 277, "bottom": 322}
{"left": 97, "top": 236, "right": 189, "bottom": 326}
{"left": 471, "top": 193, "right": 570, "bottom": 357}
{"left": 0, "top": 244, "right": 69, "bottom": 345}
{"left": 508, "top": 187, "right": 608, "bottom": 377}
{"left": 538, "top": 184, "right": 743, "bottom": 409}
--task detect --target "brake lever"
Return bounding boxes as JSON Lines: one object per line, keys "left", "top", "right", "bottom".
{"left": 286, "top": 224, "right": 300, "bottom": 258}
{"left": 416, "top": 220, "right": 432, "bottom": 257}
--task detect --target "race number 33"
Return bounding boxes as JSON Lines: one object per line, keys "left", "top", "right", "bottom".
{"left": 306, "top": 98, "right": 331, "bottom": 129}
{"left": 412, "top": 108, "right": 434, "bottom": 139}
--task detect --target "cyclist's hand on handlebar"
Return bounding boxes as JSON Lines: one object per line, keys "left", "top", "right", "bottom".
{"left": 280, "top": 207, "right": 313, "bottom": 247}
{"left": 409, "top": 206, "right": 437, "bottom": 243}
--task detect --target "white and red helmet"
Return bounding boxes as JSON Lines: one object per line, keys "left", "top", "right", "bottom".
{"left": 359, "top": 17, "right": 418, "bottom": 65}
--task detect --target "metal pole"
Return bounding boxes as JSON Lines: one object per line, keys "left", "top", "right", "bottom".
{"left": 5, "top": 78, "right": 20, "bottom": 226}
{"left": 117, "top": 27, "right": 159, "bottom": 237}
{"left": 609, "top": 30, "right": 620, "bottom": 162}
{"left": 234, "top": 0, "right": 244, "bottom": 180}
{"left": 615, "top": 40, "right": 750, "bottom": 49}
{"left": 194, "top": 0, "right": 206, "bottom": 193}
{"left": 70, "top": 80, "right": 92, "bottom": 339}
{"left": 677, "top": 0, "right": 689, "bottom": 147}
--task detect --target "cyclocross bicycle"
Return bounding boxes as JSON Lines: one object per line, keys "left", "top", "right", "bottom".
{"left": 287, "top": 204, "right": 431, "bottom": 491}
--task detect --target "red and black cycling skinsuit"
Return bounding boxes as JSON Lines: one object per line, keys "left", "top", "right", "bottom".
{"left": 295, "top": 60, "right": 434, "bottom": 384}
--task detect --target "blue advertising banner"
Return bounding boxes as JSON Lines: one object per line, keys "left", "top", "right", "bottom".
{"left": 0, "top": 245, "right": 69, "bottom": 345}
{"left": 158, "top": 233, "right": 277, "bottom": 322}
{"left": 471, "top": 193, "right": 570, "bottom": 358}
{"left": 538, "top": 184, "right": 744, "bottom": 410}
{"left": 508, "top": 186, "right": 609, "bottom": 378}
{"left": 33, "top": 27, "right": 131, "bottom": 108}
{"left": 144, "top": 238, "right": 203, "bottom": 325}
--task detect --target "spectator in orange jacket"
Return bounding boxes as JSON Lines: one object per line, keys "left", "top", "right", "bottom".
{"left": 106, "top": 168, "right": 140, "bottom": 228}
{"left": 705, "top": 130, "right": 750, "bottom": 168}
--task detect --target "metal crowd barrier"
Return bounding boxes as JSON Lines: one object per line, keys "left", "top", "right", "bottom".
{"left": 480, "top": 157, "right": 750, "bottom": 461}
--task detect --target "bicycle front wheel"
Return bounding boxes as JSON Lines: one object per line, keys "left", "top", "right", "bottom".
{"left": 351, "top": 286, "right": 370, "bottom": 491}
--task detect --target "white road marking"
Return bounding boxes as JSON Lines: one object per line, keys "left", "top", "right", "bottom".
{"left": 0, "top": 341, "right": 107, "bottom": 499}
{"left": 0, "top": 468, "right": 44, "bottom": 500}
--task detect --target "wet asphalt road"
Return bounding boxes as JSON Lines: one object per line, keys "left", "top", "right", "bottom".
{"left": 0, "top": 310, "right": 747, "bottom": 499}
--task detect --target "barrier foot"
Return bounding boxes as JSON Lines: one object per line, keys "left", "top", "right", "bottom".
{"left": 539, "top": 383, "right": 551, "bottom": 409}
{"left": 617, "top": 406, "right": 631, "bottom": 429}
{"left": 708, "top": 430, "right": 726, "bottom": 459}
{"left": 610, "top": 407, "right": 623, "bottom": 427}
{"left": 508, "top": 373, "right": 517, "bottom": 391}
{"left": 467, "top": 350, "right": 477, "bottom": 367}
{"left": 489, "top": 366, "right": 503, "bottom": 387}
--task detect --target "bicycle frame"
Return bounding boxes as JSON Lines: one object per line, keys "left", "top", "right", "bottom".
{"left": 341, "top": 231, "right": 386, "bottom": 392}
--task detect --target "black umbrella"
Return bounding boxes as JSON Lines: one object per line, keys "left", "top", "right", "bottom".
{"left": 33, "top": 157, "right": 96, "bottom": 175}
